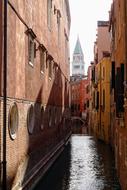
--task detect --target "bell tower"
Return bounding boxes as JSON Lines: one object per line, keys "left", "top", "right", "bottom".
{"left": 72, "top": 37, "right": 85, "bottom": 80}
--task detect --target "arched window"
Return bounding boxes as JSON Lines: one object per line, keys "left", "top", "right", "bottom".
{"left": 27, "top": 105, "right": 35, "bottom": 134}
{"left": 8, "top": 103, "right": 19, "bottom": 140}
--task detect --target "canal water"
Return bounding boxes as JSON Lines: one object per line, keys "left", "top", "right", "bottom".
{"left": 34, "top": 135, "right": 121, "bottom": 190}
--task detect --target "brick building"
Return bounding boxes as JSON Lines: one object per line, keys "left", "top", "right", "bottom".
{"left": 0, "top": 1, "right": 71, "bottom": 189}
{"left": 71, "top": 67, "right": 91, "bottom": 121}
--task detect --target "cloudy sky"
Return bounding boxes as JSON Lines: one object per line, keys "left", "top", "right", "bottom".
{"left": 69, "top": 0, "right": 112, "bottom": 74}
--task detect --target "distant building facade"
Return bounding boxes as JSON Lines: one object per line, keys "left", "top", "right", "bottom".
{"left": 70, "top": 37, "right": 87, "bottom": 119}
{"left": 0, "top": 1, "right": 71, "bottom": 189}
{"left": 71, "top": 67, "right": 91, "bottom": 121}
{"left": 90, "top": 21, "right": 111, "bottom": 143}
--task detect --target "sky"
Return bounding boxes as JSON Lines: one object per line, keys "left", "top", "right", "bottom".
{"left": 69, "top": 0, "right": 112, "bottom": 74}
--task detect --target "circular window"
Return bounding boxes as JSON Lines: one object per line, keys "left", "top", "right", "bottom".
{"left": 8, "top": 103, "right": 19, "bottom": 140}
{"left": 41, "top": 106, "right": 44, "bottom": 130}
{"left": 27, "top": 105, "right": 35, "bottom": 134}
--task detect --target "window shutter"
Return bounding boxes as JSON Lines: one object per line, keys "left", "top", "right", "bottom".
{"left": 115, "top": 65, "right": 124, "bottom": 116}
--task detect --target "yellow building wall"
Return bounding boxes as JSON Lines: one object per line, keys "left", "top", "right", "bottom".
{"left": 96, "top": 57, "right": 111, "bottom": 143}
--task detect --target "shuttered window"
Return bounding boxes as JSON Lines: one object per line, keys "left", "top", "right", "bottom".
{"left": 115, "top": 64, "right": 124, "bottom": 116}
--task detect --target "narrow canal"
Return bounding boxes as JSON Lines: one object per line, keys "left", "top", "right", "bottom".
{"left": 34, "top": 135, "right": 121, "bottom": 190}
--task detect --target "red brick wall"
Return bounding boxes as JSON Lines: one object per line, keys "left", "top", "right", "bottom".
{"left": 0, "top": 0, "right": 71, "bottom": 188}
{"left": 71, "top": 75, "right": 91, "bottom": 118}
{"left": 7, "top": 0, "right": 70, "bottom": 101}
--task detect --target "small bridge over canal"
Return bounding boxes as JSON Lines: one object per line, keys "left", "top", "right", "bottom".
{"left": 71, "top": 116, "right": 88, "bottom": 134}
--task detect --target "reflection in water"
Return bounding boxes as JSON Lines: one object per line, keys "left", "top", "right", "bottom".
{"left": 34, "top": 135, "right": 121, "bottom": 190}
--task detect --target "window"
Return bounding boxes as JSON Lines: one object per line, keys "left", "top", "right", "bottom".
{"left": 40, "top": 49, "right": 45, "bottom": 73}
{"left": 8, "top": 103, "right": 19, "bottom": 140}
{"left": 27, "top": 105, "right": 35, "bottom": 134}
{"left": 28, "top": 33, "right": 36, "bottom": 66}
{"left": 96, "top": 91, "right": 99, "bottom": 110}
{"left": 48, "top": 60, "right": 52, "bottom": 79}
{"left": 47, "top": 0, "right": 52, "bottom": 29}
{"left": 115, "top": 65, "right": 124, "bottom": 116}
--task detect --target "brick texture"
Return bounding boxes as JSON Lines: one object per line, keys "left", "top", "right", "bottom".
{"left": 0, "top": 0, "right": 71, "bottom": 189}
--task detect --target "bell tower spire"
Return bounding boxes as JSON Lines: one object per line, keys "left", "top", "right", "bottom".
{"left": 72, "top": 37, "right": 85, "bottom": 79}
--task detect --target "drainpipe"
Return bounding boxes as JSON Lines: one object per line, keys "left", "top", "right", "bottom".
{"left": 2, "top": 0, "right": 8, "bottom": 190}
